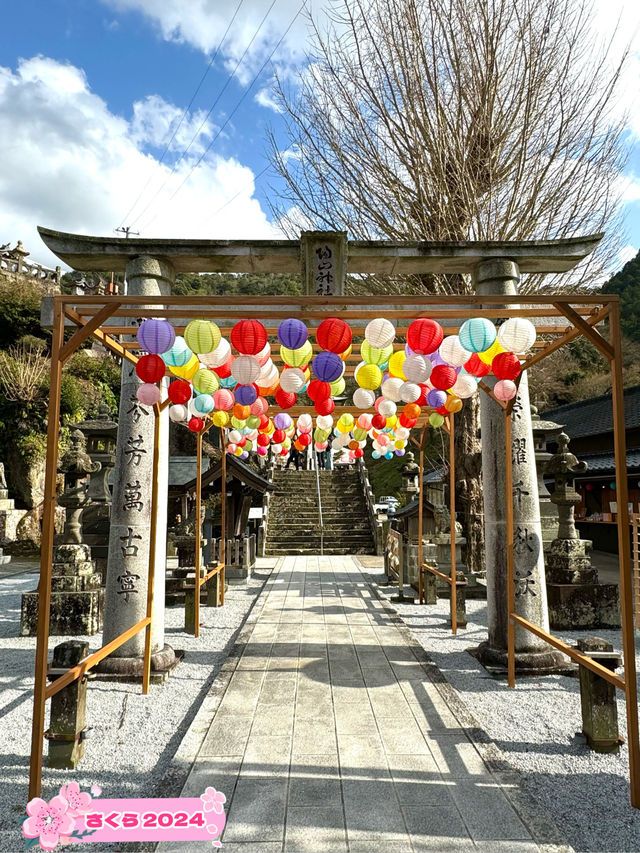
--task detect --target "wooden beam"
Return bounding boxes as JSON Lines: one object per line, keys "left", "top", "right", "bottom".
{"left": 553, "top": 302, "right": 614, "bottom": 361}
{"left": 59, "top": 302, "right": 122, "bottom": 363}
{"left": 521, "top": 305, "right": 610, "bottom": 371}
{"left": 64, "top": 307, "right": 139, "bottom": 367}
{"left": 478, "top": 380, "right": 507, "bottom": 410}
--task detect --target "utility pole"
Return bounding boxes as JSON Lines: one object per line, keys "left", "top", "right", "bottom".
{"left": 115, "top": 226, "right": 140, "bottom": 239}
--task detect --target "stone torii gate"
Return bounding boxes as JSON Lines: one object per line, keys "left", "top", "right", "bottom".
{"left": 39, "top": 227, "right": 600, "bottom": 676}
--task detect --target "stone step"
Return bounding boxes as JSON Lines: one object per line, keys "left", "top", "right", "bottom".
{"left": 264, "top": 547, "right": 374, "bottom": 555}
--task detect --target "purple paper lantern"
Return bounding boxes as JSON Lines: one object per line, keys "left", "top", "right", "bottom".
{"left": 278, "top": 318, "right": 308, "bottom": 350}
{"left": 137, "top": 319, "right": 176, "bottom": 354}
{"left": 235, "top": 384, "right": 258, "bottom": 405}
{"left": 312, "top": 351, "right": 343, "bottom": 383}
{"left": 427, "top": 389, "right": 447, "bottom": 408}
{"left": 428, "top": 349, "right": 447, "bottom": 367}
{"left": 274, "top": 412, "right": 292, "bottom": 430}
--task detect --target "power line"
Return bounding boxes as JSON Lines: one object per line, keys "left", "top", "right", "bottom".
{"left": 140, "top": 0, "right": 307, "bottom": 233}
{"left": 130, "top": 0, "right": 278, "bottom": 230}
{"left": 209, "top": 163, "right": 272, "bottom": 220}
{"left": 117, "top": 0, "right": 246, "bottom": 230}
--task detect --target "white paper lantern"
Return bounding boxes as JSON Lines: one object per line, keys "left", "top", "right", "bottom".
{"left": 400, "top": 381, "right": 421, "bottom": 403}
{"left": 279, "top": 367, "right": 306, "bottom": 394}
{"left": 378, "top": 399, "right": 397, "bottom": 417}
{"left": 228, "top": 429, "right": 243, "bottom": 444}
{"left": 200, "top": 337, "right": 230, "bottom": 368}
{"left": 271, "top": 443, "right": 282, "bottom": 454}
{"left": 494, "top": 379, "right": 518, "bottom": 401}
{"left": 381, "top": 377, "right": 404, "bottom": 402}
{"left": 297, "top": 413, "right": 313, "bottom": 433}
{"left": 439, "top": 335, "right": 472, "bottom": 367}
{"left": 169, "top": 404, "right": 188, "bottom": 422}
{"left": 317, "top": 414, "right": 334, "bottom": 430}
{"left": 403, "top": 354, "right": 432, "bottom": 383}
{"left": 334, "top": 432, "right": 350, "bottom": 448}
{"left": 365, "top": 317, "right": 395, "bottom": 349}
{"left": 231, "top": 355, "right": 260, "bottom": 385}
{"left": 395, "top": 426, "right": 410, "bottom": 440}
{"left": 353, "top": 387, "right": 376, "bottom": 409}
{"left": 255, "top": 341, "right": 272, "bottom": 366}
{"left": 451, "top": 373, "right": 478, "bottom": 399}
{"left": 497, "top": 318, "right": 537, "bottom": 354}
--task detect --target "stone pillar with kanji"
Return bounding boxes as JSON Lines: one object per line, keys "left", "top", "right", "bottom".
{"left": 100, "top": 256, "right": 175, "bottom": 675}
{"left": 300, "top": 231, "right": 347, "bottom": 296}
{"left": 475, "top": 259, "right": 563, "bottom": 671}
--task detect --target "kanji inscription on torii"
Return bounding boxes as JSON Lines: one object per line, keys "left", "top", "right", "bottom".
{"left": 301, "top": 230, "right": 347, "bottom": 296}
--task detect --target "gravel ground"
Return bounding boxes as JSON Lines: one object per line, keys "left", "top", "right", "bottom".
{"left": 0, "top": 560, "right": 274, "bottom": 853}
{"left": 362, "top": 567, "right": 640, "bottom": 853}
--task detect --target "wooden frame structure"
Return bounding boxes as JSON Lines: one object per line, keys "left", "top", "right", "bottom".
{"left": 29, "top": 291, "right": 640, "bottom": 812}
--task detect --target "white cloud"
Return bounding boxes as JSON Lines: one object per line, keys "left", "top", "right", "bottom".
{"left": 617, "top": 243, "right": 638, "bottom": 267}
{"left": 0, "top": 56, "right": 280, "bottom": 270}
{"left": 131, "top": 94, "right": 215, "bottom": 153}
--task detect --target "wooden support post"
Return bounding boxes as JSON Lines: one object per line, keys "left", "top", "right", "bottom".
{"left": 504, "top": 407, "right": 516, "bottom": 689}
{"left": 610, "top": 301, "right": 640, "bottom": 808}
{"left": 220, "top": 429, "right": 226, "bottom": 606}
{"left": 29, "top": 298, "right": 64, "bottom": 800}
{"left": 418, "top": 427, "right": 425, "bottom": 605}
{"left": 194, "top": 431, "right": 202, "bottom": 638}
{"left": 449, "top": 413, "right": 457, "bottom": 634}
{"left": 142, "top": 409, "right": 161, "bottom": 694}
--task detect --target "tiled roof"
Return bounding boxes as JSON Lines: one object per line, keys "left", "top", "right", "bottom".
{"left": 542, "top": 385, "right": 640, "bottom": 440}
{"left": 574, "top": 448, "right": 640, "bottom": 477}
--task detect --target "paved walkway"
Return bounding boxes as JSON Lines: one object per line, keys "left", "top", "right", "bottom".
{"left": 159, "top": 556, "right": 545, "bottom": 853}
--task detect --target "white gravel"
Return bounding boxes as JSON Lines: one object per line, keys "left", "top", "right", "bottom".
{"left": 364, "top": 568, "right": 640, "bottom": 853}
{"left": 0, "top": 561, "right": 273, "bottom": 853}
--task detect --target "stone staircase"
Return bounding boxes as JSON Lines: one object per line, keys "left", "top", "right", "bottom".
{"left": 264, "top": 467, "right": 375, "bottom": 555}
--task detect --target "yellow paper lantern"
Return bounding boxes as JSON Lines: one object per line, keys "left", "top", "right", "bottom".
{"left": 444, "top": 395, "right": 463, "bottom": 413}
{"left": 361, "top": 340, "right": 393, "bottom": 365}
{"left": 169, "top": 353, "right": 199, "bottom": 380}
{"left": 478, "top": 339, "right": 505, "bottom": 365}
{"left": 330, "top": 377, "right": 345, "bottom": 396}
{"left": 356, "top": 363, "right": 383, "bottom": 390}
{"left": 280, "top": 340, "right": 313, "bottom": 368}
{"left": 386, "top": 415, "right": 398, "bottom": 428}
{"left": 388, "top": 350, "right": 406, "bottom": 379}
{"left": 192, "top": 368, "right": 220, "bottom": 395}
{"left": 340, "top": 344, "right": 353, "bottom": 361}
{"left": 212, "top": 411, "right": 229, "bottom": 427}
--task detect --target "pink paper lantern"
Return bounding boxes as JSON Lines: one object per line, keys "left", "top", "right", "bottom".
{"left": 494, "top": 379, "right": 517, "bottom": 401}
{"left": 136, "top": 383, "right": 161, "bottom": 405}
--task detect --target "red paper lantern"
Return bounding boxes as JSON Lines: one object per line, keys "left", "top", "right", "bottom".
{"left": 436, "top": 405, "right": 448, "bottom": 415}
{"left": 314, "top": 397, "right": 335, "bottom": 416}
{"left": 188, "top": 416, "right": 205, "bottom": 432}
{"left": 257, "top": 433, "right": 270, "bottom": 447}
{"left": 168, "top": 380, "right": 191, "bottom": 404}
{"left": 275, "top": 388, "right": 296, "bottom": 409}
{"left": 354, "top": 448, "right": 364, "bottom": 458}
{"left": 298, "top": 432, "right": 312, "bottom": 447}
{"left": 464, "top": 353, "right": 491, "bottom": 378}
{"left": 213, "top": 358, "right": 233, "bottom": 379}
{"left": 407, "top": 318, "right": 443, "bottom": 355}
{"left": 316, "top": 318, "right": 352, "bottom": 354}
{"left": 415, "top": 384, "right": 429, "bottom": 406}
{"left": 272, "top": 429, "right": 286, "bottom": 444}
{"left": 307, "top": 379, "right": 332, "bottom": 402}
{"left": 231, "top": 320, "right": 267, "bottom": 355}
{"left": 492, "top": 351, "right": 521, "bottom": 381}
{"left": 372, "top": 413, "right": 387, "bottom": 430}
{"left": 136, "top": 353, "right": 165, "bottom": 383}
{"left": 279, "top": 447, "right": 288, "bottom": 456}
{"left": 399, "top": 414, "right": 417, "bottom": 428}
{"left": 259, "top": 414, "right": 270, "bottom": 430}
{"left": 430, "top": 364, "right": 457, "bottom": 390}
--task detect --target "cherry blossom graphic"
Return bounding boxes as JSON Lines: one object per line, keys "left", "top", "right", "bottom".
{"left": 90, "top": 785, "right": 102, "bottom": 797}
{"left": 206, "top": 822, "right": 223, "bottom": 847}
{"left": 200, "top": 786, "right": 226, "bottom": 815}
{"left": 22, "top": 796, "right": 75, "bottom": 851}
{"left": 58, "top": 783, "right": 92, "bottom": 817}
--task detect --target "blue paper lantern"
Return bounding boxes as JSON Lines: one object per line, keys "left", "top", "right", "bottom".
{"left": 459, "top": 318, "right": 497, "bottom": 353}
{"left": 193, "top": 394, "right": 214, "bottom": 414}
{"left": 427, "top": 389, "right": 447, "bottom": 408}
{"left": 161, "top": 336, "right": 192, "bottom": 367}
{"left": 372, "top": 450, "right": 381, "bottom": 459}
{"left": 220, "top": 376, "right": 237, "bottom": 389}
{"left": 137, "top": 319, "right": 175, "bottom": 354}
{"left": 235, "top": 384, "right": 258, "bottom": 405}
{"left": 312, "top": 351, "right": 343, "bottom": 383}
{"left": 278, "top": 318, "right": 308, "bottom": 350}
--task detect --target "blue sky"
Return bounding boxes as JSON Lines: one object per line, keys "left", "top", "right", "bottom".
{"left": 0, "top": 0, "right": 639, "bottom": 274}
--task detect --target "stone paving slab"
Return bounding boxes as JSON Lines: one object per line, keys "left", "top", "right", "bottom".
{"left": 156, "top": 555, "right": 567, "bottom": 853}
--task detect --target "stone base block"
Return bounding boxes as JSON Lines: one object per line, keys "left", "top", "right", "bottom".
{"left": 474, "top": 640, "right": 568, "bottom": 674}
{"left": 225, "top": 565, "right": 250, "bottom": 580}
{"left": 96, "top": 643, "right": 176, "bottom": 677}
{"left": 51, "top": 573, "right": 102, "bottom": 592}
{"left": 547, "top": 582, "right": 620, "bottom": 630}
{"left": 20, "top": 589, "right": 104, "bottom": 636}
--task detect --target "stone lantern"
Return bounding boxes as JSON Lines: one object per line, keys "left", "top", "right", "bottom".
{"left": 401, "top": 452, "right": 420, "bottom": 497}
{"left": 530, "top": 405, "right": 563, "bottom": 550}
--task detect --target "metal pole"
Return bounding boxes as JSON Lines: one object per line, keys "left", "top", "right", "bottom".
{"left": 449, "top": 413, "right": 457, "bottom": 634}
{"left": 142, "top": 409, "right": 161, "bottom": 692}
{"left": 194, "top": 431, "right": 202, "bottom": 637}
{"left": 504, "top": 407, "right": 516, "bottom": 689}
{"left": 610, "top": 300, "right": 640, "bottom": 808}
{"left": 29, "top": 298, "right": 64, "bottom": 800}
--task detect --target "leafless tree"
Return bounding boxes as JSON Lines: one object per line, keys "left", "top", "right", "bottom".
{"left": 0, "top": 340, "right": 49, "bottom": 402}
{"left": 267, "top": 0, "right": 629, "bottom": 573}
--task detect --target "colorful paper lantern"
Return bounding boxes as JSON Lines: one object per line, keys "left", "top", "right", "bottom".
{"left": 184, "top": 320, "right": 221, "bottom": 354}
{"left": 407, "top": 318, "right": 443, "bottom": 355}
{"left": 400, "top": 382, "right": 420, "bottom": 403}
{"left": 136, "top": 383, "right": 161, "bottom": 405}
{"left": 136, "top": 353, "right": 165, "bottom": 383}
{"left": 492, "top": 351, "right": 521, "bottom": 381}
{"left": 307, "top": 379, "right": 332, "bottom": 402}
{"left": 388, "top": 351, "right": 406, "bottom": 379}
{"left": 381, "top": 377, "right": 404, "bottom": 402}
{"left": 188, "top": 416, "right": 205, "bottom": 432}
{"left": 275, "top": 388, "right": 296, "bottom": 409}
{"left": 365, "top": 318, "right": 395, "bottom": 349}
{"left": 212, "top": 410, "right": 229, "bottom": 427}
{"left": 316, "top": 317, "right": 352, "bottom": 353}
{"left": 494, "top": 379, "right": 518, "bottom": 401}
{"left": 231, "top": 355, "right": 261, "bottom": 385}
{"left": 235, "top": 384, "right": 258, "bottom": 405}
{"left": 329, "top": 377, "right": 345, "bottom": 396}
{"left": 298, "top": 432, "right": 312, "bottom": 447}
{"left": 478, "top": 339, "right": 505, "bottom": 365}
{"left": 361, "top": 340, "right": 393, "bottom": 365}
{"left": 233, "top": 403, "right": 251, "bottom": 420}
{"left": 353, "top": 387, "right": 376, "bottom": 408}
{"left": 193, "top": 368, "right": 220, "bottom": 395}
{"left": 280, "top": 341, "right": 313, "bottom": 368}
{"left": 193, "top": 394, "right": 214, "bottom": 414}
{"left": 312, "top": 351, "right": 344, "bottom": 382}
{"left": 378, "top": 399, "right": 397, "bottom": 418}
{"left": 403, "top": 354, "right": 432, "bottom": 384}
{"left": 231, "top": 319, "right": 267, "bottom": 355}
{"left": 137, "top": 318, "right": 175, "bottom": 354}
{"left": 429, "top": 413, "right": 445, "bottom": 428}
{"left": 444, "top": 395, "right": 462, "bottom": 413}
{"left": 200, "top": 338, "right": 231, "bottom": 368}
{"left": 278, "top": 318, "right": 308, "bottom": 350}
{"left": 213, "top": 388, "right": 234, "bottom": 411}
{"left": 430, "top": 364, "right": 457, "bottom": 390}
{"left": 458, "top": 318, "right": 497, "bottom": 353}
{"left": 439, "top": 335, "right": 471, "bottom": 367}
{"left": 427, "top": 389, "right": 447, "bottom": 408}
{"left": 497, "top": 318, "right": 537, "bottom": 354}
{"left": 280, "top": 368, "right": 307, "bottom": 394}
{"left": 451, "top": 373, "right": 478, "bottom": 399}
{"left": 464, "top": 353, "right": 491, "bottom": 377}
{"left": 314, "top": 397, "right": 335, "bottom": 416}
{"left": 169, "top": 404, "right": 188, "bottom": 422}
{"left": 356, "top": 363, "right": 383, "bottom": 390}
{"left": 170, "top": 353, "right": 199, "bottom": 380}
{"left": 168, "top": 380, "right": 192, "bottom": 405}
{"left": 403, "top": 403, "right": 421, "bottom": 419}
{"left": 161, "top": 336, "right": 192, "bottom": 367}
